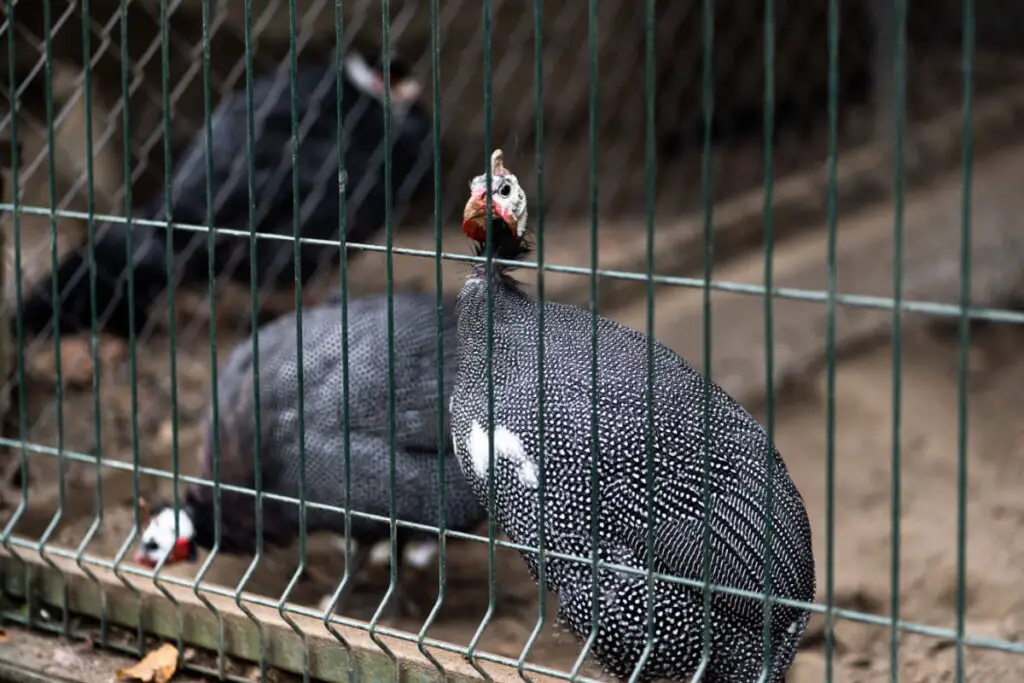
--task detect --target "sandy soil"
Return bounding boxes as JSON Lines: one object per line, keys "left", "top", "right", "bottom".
{"left": 0, "top": 621, "right": 308, "bottom": 682}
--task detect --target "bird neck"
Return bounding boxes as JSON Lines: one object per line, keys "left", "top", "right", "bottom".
{"left": 472, "top": 216, "right": 531, "bottom": 263}
{"left": 455, "top": 273, "right": 538, "bottom": 388}
{"left": 469, "top": 236, "right": 531, "bottom": 297}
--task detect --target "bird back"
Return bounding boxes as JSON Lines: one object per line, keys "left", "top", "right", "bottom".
{"left": 191, "top": 292, "right": 482, "bottom": 551}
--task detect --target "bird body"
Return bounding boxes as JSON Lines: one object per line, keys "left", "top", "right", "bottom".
{"left": 136, "top": 292, "right": 483, "bottom": 612}
{"left": 449, "top": 151, "right": 815, "bottom": 682}
{"left": 162, "top": 54, "right": 430, "bottom": 290}
{"left": 22, "top": 52, "right": 432, "bottom": 338}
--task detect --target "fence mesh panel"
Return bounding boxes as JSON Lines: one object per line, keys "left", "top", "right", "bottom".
{"left": 0, "top": 0, "right": 1023, "bottom": 681}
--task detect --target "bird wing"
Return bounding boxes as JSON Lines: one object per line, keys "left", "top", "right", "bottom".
{"left": 547, "top": 363, "right": 810, "bottom": 626}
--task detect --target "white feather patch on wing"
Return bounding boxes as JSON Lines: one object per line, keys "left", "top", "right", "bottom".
{"left": 467, "top": 420, "right": 538, "bottom": 490}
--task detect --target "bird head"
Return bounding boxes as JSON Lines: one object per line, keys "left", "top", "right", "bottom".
{"left": 461, "top": 149, "right": 529, "bottom": 259}
{"left": 344, "top": 51, "right": 423, "bottom": 114}
{"left": 133, "top": 497, "right": 198, "bottom": 568}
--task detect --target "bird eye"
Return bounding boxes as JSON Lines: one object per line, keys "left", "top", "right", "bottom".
{"left": 499, "top": 184, "right": 512, "bottom": 197}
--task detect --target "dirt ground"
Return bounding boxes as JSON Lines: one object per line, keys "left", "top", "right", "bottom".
{"left": 0, "top": 621, "right": 308, "bottom": 683}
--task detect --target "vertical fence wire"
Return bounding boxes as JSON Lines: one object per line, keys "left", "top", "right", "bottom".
{"left": 694, "top": 0, "right": 716, "bottom": 679}
{"left": 823, "top": 0, "right": 842, "bottom": 680}
{"left": 109, "top": 0, "right": 146, "bottom": 654}
{"left": 759, "top": 1, "right": 779, "bottom": 679}
{"left": 368, "top": 2, "right": 403, "bottom": 675}
{"left": 633, "top": 0, "right": 657, "bottom": 680}
{"left": 149, "top": 0, "right": 186, "bottom": 661}
{"left": 35, "top": 0, "right": 71, "bottom": 638}
{"left": 465, "top": 0, "right": 497, "bottom": 676}
{"left": 954, "top": 1, "right": 975, "bottom": 681}
{"left": 233, "top": 0, "right": 269, "bottom": 678}
{"left": 276, "top": 1, "right": 313, "bottom": 677}
{"left": 521, "top": 0, "right": 550, "bottom": 677}
{"left": 191, "top": 0, "right": 227, "bottom": 674}
{"left": 0, "top": 0, "right": 30, "bottom": 634}
{"left": 888, "top": 2, "right": 908, "bottom": 680}
{"left": 321, "top": 1, "right": 358, "bottom": 672}
{"left": 569, "top": 0, "right": 601, "bottom": 676}
{"left": 415, "top": 0, "right": 449, "bottom": 671}
{"left": 73, "top": 0, "right": 109, "bottom": 649}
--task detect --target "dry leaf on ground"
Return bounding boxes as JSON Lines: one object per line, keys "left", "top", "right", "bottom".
{"left": 115, "top": 643, "right": 179, "bottom": 683}
{"left": 0, "top": 628, "right": 8, "bottom": 642}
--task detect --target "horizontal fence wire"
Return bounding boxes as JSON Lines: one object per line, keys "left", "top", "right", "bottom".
{"left": 0, "top": 0, "right": 1021, "bottom": 681}
{"left": 0, "top": 206, "right": 1022, "bottom": 325}
{"left": 7, "top": 532, "right": 1024, "bottom": 661}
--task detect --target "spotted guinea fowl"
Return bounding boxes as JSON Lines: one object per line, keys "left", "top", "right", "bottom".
{"left": 21, "top": 50, "right": 432, "bottom": 339}
{"left": 135, "top": 291, "right": 483, "bottom": 616}
{"left": 448, "top": 150, "right": 816, "bottom": 682}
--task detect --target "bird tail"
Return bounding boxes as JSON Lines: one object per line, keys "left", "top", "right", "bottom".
{"left": 19, "top": 198, "right": 171, "bottom": 338}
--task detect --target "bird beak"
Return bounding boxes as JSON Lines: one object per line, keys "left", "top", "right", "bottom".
{"left": 462, "top": 192, "right": 487, "bottom": 234}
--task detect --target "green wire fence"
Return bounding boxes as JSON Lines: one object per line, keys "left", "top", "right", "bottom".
{"left": 0, "top": 0, "right": 1023, "bottom": 681}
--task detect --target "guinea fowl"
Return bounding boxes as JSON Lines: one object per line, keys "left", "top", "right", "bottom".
{"left": 135, "top": 291, "right": 484, "bottom": 616}
{"left": 448, "top": 150, "right": 816, "bottom": 682}
{"left": 20, "top": 51, "right": 432, "bottom": 339}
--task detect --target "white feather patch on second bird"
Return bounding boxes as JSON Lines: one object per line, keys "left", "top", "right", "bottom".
{"left": 467, "top": 420, "right": 538, "bottom": 490}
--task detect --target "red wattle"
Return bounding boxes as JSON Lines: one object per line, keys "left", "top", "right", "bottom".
{"left": 462, "top": 219, "right": 486, "bottom": 242}
{"left": 171, "top": 537, "right": 192, "bottom": 563}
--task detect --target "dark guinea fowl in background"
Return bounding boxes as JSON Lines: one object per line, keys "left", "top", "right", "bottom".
{"left": 448, "top": 150, "right": 816, "bottom": 682}
{"left": 134, "top": 291, "right": 485, "bottom": 618}
{"left": 19, "top": 49, "right": 433, "bottom": 339}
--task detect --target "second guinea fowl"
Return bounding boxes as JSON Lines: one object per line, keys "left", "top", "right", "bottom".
{"left": 21, "top": 51, "right": 432, "bottom": 338}
{"left": 134, "top": 291, "right": 484, "bottom": 617}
